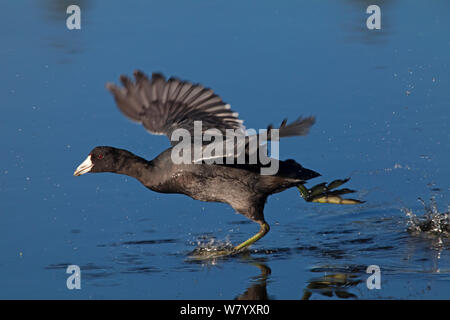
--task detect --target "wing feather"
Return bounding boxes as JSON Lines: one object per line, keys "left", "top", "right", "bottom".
{"left": 106, "top": 71, "right": 315, "bottom": 154}
{"left": 107, "top": 71, "right": 244, "bottom": 143}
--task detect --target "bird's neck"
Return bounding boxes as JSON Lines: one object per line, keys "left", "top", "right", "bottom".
{"left": 115, "top": 151, "right": 155, "bottom": 185}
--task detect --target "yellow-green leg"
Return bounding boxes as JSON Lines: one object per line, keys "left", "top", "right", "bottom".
{"left": 234, "top": 222, "right": 270, "bottom": 252}
{"left": 298, "top": 178, "right": 364, "bottom": 205}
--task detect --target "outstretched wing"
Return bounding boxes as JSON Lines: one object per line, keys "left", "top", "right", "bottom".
{"left": 266, "top": 116, "right": 316, "bottom": 139}
{"left": 106, "top": 71, "right": 244, "bottom": 145}
{"left": 242, "top": 116, "right": 316, "bottom": 160}
{"left": 106, "top": 70, "right": 316, "bottom": 163}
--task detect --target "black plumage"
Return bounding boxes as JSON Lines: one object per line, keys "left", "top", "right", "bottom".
{"left": 74, "top": 71, "right": 362, "bottom": 253}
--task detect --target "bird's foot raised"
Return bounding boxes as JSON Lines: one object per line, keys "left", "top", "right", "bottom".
{"left": 298, "top": 178, "right": 364, "bottom": 205}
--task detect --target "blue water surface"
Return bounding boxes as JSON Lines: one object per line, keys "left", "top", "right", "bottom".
{"left": 0, "top": 0, "right": 449, "bottom": 299}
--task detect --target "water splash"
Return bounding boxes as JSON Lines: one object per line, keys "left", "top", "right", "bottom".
{"left": 188, "top": 236, "right": 236, "bottom": 260}
{"left": 403, "top": 198, "right": 450, "bottom": 237}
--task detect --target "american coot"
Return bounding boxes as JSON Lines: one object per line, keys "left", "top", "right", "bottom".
{"left": 74, "top": 71, "right": 363, "bottom": 253}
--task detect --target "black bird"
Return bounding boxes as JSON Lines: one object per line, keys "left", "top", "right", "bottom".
{"left": 74, "top": 71, "right": 363, "bottom": 253}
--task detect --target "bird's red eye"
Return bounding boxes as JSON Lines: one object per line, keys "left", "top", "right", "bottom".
{"left": 97, "top": 154, "right": 103, "bottom": 160}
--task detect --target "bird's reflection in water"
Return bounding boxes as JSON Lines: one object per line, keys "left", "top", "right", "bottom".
{"left": 237, "top": 261, "right": 363, "bottom": 300}
{"left": 186, "top": 237, "right": 369, "bottom": 300}
{"left": 302, "top": 266, "right": 363, "bottom": 300}
{"left": 186, "top": 249, "right": 272, "bottom": 300}
{"left": 236, "top": 257, "right": 271, "bottom": 300}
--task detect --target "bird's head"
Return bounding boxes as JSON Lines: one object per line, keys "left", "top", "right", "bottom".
{"left": 73, "top": 146, "right": 122, "bottom": 176}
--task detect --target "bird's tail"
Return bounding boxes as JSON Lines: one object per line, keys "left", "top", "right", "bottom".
{"left": 297, "top": 178, "right": 364, "bottom": 204}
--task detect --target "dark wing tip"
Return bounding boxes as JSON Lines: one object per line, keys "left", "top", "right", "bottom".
{"left": 133, "top": 70, "right": 148, "bottom": 82}
{"left": 151, "top": 72, "right": 166, "bottom": 81}
{"left": 273, "top": 115, "right": 316, "bottom": 138}
{"left": 120, "top": 75, "right": 133, "bottom": 89}
{"left": 289, "top": 115, "right": 316, "bottom": 136}
{"left": 294, "top": 115, "right": 316, "bottom": 125}
{"left": 168, "top": 76, "right": 181, "bottom": 83}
